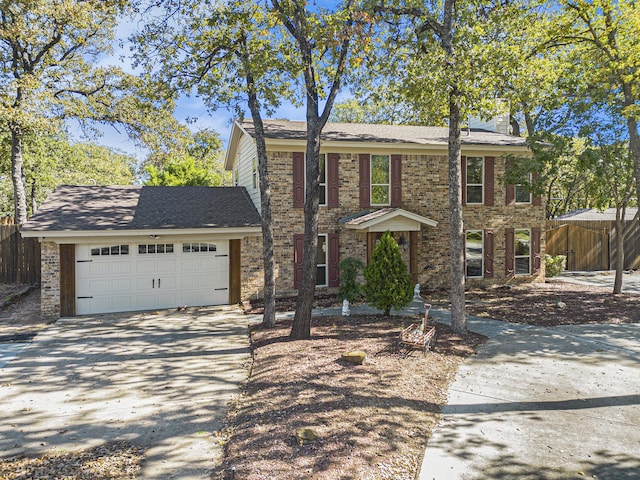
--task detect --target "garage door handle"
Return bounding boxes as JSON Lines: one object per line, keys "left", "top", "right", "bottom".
{"left": 158, "top": 278, "right": 161, "bottom": 288}
{"left": 77, "top": 296, "right": 93, "bottom": 299}
{"left": 215, "top": 254, "right": 228, "bottom": 257}
{"left": 215, "top": 287, "right": 228, "bottom": 291}
{"left": 77, "top": 260, "right": 92, "bottom": 263}
{"left": 152, "top": 279, "right": 155, "bottom": 288}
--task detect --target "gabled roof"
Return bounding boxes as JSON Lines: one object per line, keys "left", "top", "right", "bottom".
{"left": 555, "top": 208, "right": 639, "bottom": 222}
{"left": 22, "top": 185, "right": 262, "bottom": 236}
{"left": 340, "top": 208, "right": 437, "bottom": 231}
{"left": 238, "top": 119, "right": 527, "bottom": 147}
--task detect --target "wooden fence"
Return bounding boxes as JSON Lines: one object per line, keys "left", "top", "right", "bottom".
{"left": 0, "top": 225, "right": 41, "bottom": 284}
{"left": 546, "top": 219, "right": 640, "bottom": 271}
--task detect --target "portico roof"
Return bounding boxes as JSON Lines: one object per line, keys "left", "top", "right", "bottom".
{"left": 340, "top": 208, "right": 437, "bottom": 232}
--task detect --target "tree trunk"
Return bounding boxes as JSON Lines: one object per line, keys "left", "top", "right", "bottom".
{"left": 448, "top": 88, "right": 467, "bottom": 334}
{"left": 613, "top": 212, "right": 624, "bottom": 294}
{"left": 10, "top": 124, "right": 28, "bottom": 224}
{"left": 626, "top": 115, "right": 640, "bottom": 212}
{"left": 244, "top": 60, "right": 276, "bottom": 328}
{"left": 290, "top": 123, "right": 322, "bottom": 340}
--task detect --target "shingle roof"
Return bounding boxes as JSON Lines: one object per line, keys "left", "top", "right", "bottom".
{"left": 555, "top": 208, "right": 639, "bottom": 222}
{"left": 239, "top": 119, "right": 527, "bottom": 147}
{"left": 22, "top": 185, "right": 262, "bottom": 232}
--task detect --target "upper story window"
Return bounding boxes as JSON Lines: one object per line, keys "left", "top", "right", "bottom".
{"left": 515, "top": 172, "right": 532, "bottom": 203}
{"left": 371, "top": 154, "right": 390, "bottom": 206}
{"left": 465, "top": 230, "right": 483, "bottom": 278}
{"left": 466, "top": 157, "right": 484, "bottom": 204}
{"left": 318, "top": 153, "right": 326, "bottom": 206}
{"left": 91, "top": 245, "right": 129, "bottom": 256}
{"left": 515, "top": 229, "right": 531, "bottom": 275}
{"left": 252, "top": 158, "right": 258, "bottom": 189}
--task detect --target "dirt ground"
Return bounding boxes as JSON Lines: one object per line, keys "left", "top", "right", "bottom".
{"left": 2, "top": 281, "right": 638, "bottom": 479}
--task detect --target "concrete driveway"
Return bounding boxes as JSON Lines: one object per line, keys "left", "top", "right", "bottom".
{"left": 421, "top": 312, "right": 640, "bottom": 479}
{"left": 0, "top": 306, "right": 250, "bottom": 479}
{"left": 555, "top": 270, "right": 640, "bottom": 294}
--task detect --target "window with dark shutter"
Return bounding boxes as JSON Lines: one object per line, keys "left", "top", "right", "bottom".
{"left": 359, "top": 153, "right": 371, "bottom": 208}
{"left": 391, "top": 154, "right": 402, "bottom": 207}
{"left": 293, "top": 234, "right": 304, "bottom": 289}
{"left": 327, "top": 153, "right": 340, "bottom": 208}
{"left": 484, "top": 229, "right": 494, "bottom": 278}
{"left": 328, "top": 233, "right": 340, "bottom": 287}
{"left": 293, "top": 152, "right": 305, "bottom": 208}
{"left": 505, "top": 228, "right": 515, "bottom": 278}
{"left": 532, "top": 227, "right": 541, "bottom": 274}
{"left": 485, "top": 157, "right": 495, "bottom": 206}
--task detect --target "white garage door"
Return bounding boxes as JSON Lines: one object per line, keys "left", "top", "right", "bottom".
{"left": 75, "top": 240, "right": 229, "bottom": 315}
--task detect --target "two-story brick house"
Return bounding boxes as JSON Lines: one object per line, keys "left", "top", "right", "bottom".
{"left": 22, "top": 118, "right": 544, "bottom": 319}
{"left": 226, "top": 119, "right": 545, "bottom": 299}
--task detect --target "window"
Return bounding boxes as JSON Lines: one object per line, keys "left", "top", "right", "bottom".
{"left": 319, "top": 153, "right": 326, "bottom": 206}
{"left": 91, "top": 245, "right": 129, "bottom": 256}
{"left": 316, "top": 234, "right": 327, "bottom": 286}
{"left": 515, "top": 229, "right": 531, "bottom": 275}
{"left": 252, "top": 158, "right": 258, "bottom": 189}
{"left": 465, "top": 230, "right": 483, "bottom": 278}
{"left": 138, "top": 243, "right": 174, "bottom": 254}
{"left": 182, "top": 242, "right": 217, "bottom": 253}
{"left": 515, "top": 172, "right": 532, "bottom": 203}
{"left": 371, "top": 154, "right": 390, "bottom": 205}
{"left": 466, "top": 157, "right": 483, "bottom": 204}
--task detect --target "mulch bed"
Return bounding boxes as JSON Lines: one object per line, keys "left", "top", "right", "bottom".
{"left": 213, "top": 315, "right": 485, "bottom": 480}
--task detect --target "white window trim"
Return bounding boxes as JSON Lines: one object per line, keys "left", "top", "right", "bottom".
{"left": 466, "top": 156, "right": 484, "bottom": 205}
{"left": 514, "top": 228, "right": 531, "bottom": 276}
{"left": 465, "top": 230, "right": 484, "bottom": 279}
{"left": 515, "top": 173, "right": 532, "bottom": 204}
{"left": 316, "top": 234, "right": 328, "bottom": 287}
{"left": 370, "top": 154, "right": 391, "bottom": 206}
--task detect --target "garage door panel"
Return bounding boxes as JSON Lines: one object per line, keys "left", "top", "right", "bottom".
{"left": 111, "top": 261, "right": 132, "bottom": 275}
{"left": 136, "top": 259, "right": 158, "bottom": 274}
{"left": 111, "top": 278, "right": 132, "bottom": 292}
{"left": 89, "top": 262, "right": 110, "bottom": 275}
{"left": 157, "top": 259, "right": 177, "bottom": 273}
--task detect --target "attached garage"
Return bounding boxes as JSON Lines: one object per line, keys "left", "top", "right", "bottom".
{"left": 22, "top": 185, "right": 261, "bottom": 318}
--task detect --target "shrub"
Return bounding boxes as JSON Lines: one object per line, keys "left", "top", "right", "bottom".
{"left": 362, "top": 231, "right": 413, "bottom": 316}
{"left": 337, "top": 257, "right": 364, "bottom": 303}
{"left": 545, "top": 254, "right": 566, "bottom": 278}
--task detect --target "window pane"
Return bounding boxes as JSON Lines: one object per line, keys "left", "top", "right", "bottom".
{"left": 371, "top": 155, "right": 390, "bottom": 183}
{"left": 466, "top": 259, "right": 483, "bottom": 278}
{"left": 148, "top": 244, "right": 156, "bottom": 253}
{"left": 110, "top": 246, "right": 119, "bottom": 255}
{"left": 515, "top": 230, "right": 530, "bottom": 256}
{"left": 319, "top": 154, "right": 326, "bottom": 182}
{"left": 91, "top": 248, "right": 100, "bottom": 256}
{"left": 515, "top": 185, "right": 531, "bottom": 203}
{"left": 465, "top": 231, "right": 483, "bottom": 278}
{"left": 319, "top": 185, "right": 326, "bottom": 205}
{"left": 208, "top": 243, "right": 216, "bottom": 252}
{"left": 157, "top": 244, "right": 165, "bottom": 253}
{"left": 316, "top": 266, "right": 327, "bottom": 286}
{"left": 516, "top": 257, "right": 530, "bottom": 275}
{"left": 467, "top": 157, "right": 483, "bottom": 184}
{"left": 101, "top": 247, "right": 110, "bottom": 255}
{"left": 316, "top": 236, "right": 326, "bottom": 264}
{"left": 166, "top": 244, "right": 174, "bottom": 253}
{"left": 371, "top": 185, "right": 389, "bottom": 205}
{"left": 121, "top": 245, "right": 129, "bottom": 255}
{"left": 139, "top": 245, "right": 147, "bottom": 254}
{"left": 183, "top": 243, "right": 190, "bottom": 252}
{"left": 466, "top": 185, "right": 483, "bottom": 204}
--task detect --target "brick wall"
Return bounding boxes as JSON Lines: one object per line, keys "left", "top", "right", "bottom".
{"left": 258, "top": 150, "right": 545, "bottom": 297}
{"left": 40, "top": 241, "right": 60, "bottom": 319}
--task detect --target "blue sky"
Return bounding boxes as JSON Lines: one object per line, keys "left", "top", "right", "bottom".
{"left": 83, "top": 16, "right": 308, "bottom": 162}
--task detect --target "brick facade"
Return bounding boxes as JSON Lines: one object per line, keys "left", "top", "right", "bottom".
{"left": 40, "top": 241, "right": 60, "bottom": 319}
{"left": 245, "top": 150, "right": 545, "bottom": 299}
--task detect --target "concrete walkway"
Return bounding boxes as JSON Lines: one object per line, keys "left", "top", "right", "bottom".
{"left": 420, "top": 311, "right": 640, "bottom": 480}
{"left": 555, "top": 270, "right": 640, "bottom": 294}
{"left": 0, "top": 306, "right": 250, "bottom": 480}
